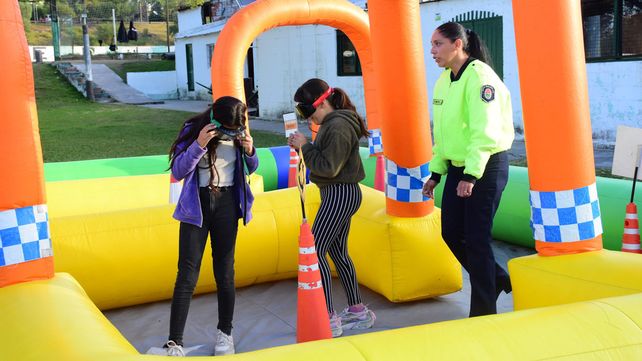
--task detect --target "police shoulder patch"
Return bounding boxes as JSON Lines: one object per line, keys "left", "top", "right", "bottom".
{"left": 433, "top": 99, "right": 443, "bottom": 105}
{"left": 480, "top": 85, "right": 495, "bottom": 103}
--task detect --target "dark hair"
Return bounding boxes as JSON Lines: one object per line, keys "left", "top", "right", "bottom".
{"left": 168, "top": 96, "right": 247, "bottom": 185}
{"left": 436, "top": 22, "right": 493, "bottom": 68}
{"left": 294, "top": 78, "right": 369, "bottom": 138}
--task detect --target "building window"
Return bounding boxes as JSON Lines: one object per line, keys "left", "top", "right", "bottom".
{"left": 206, "top": 43, "right": 215, "bottom": 68}
{"left": 582, "top": 0, "right": 642, "bottom": 61}
{"left": 336, "top": 30, "right": 362, "bottom": 76}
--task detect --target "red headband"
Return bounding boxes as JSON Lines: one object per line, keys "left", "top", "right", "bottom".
{"left": 312, "top": 87, "right": 333, "bottom": 108}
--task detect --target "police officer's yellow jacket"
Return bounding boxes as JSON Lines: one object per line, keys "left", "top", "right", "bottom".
{"left": 430, "top": 59, "right": 514, "bottom": 180}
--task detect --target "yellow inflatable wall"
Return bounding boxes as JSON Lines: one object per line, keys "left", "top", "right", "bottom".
{"left": 4, "top": 273, "right": 642, "bottom": 360}
{"left": 47, "top": 174, "right": 460, "bottom": 310}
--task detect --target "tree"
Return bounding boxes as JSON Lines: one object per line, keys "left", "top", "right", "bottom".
{"left": 18, "top": 2, "right": 32, "bottom": 32}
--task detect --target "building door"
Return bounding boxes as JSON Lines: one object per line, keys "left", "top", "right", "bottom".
{"left": 185, "top": 43, "right": 194, "bottom": 91}
{"left": 453, "top": 12, "right": 503, "bottom": 79}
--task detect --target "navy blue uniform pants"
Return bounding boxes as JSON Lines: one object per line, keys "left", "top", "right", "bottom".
{"left": 440, "top": 151, "right": 510, "bottom": 317}
{"left": 169, "top": 187, "right": 238, "bottom": 344}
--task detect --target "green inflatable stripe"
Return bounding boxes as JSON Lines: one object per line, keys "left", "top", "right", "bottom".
{"left": 255, "top": 148, "right": 278, "bottom": 191}
{"left": 433, "top": 166, "right": 642, "bottom": 251}
{"left": 44, "top": 155, "right": 170, "bottom": 181}
{"left": 44, "top": 153, "right": 639, "bottom": 252}
{"left": 359, "top": 147, "right": 376, "bottom": 188}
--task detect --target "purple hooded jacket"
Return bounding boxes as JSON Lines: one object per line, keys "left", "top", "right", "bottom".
{"left": 171, "top": 124, "right": 259, "bottom": 227}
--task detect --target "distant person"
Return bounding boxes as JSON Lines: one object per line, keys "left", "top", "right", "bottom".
{"left": 288, "top": 78, "right": 375, "bottom": 337}
{"left": 422, "top": 22, "right": 515, "bottom": 317}
{"left": 163, "top": 96, "right": 258, "bottom": 356}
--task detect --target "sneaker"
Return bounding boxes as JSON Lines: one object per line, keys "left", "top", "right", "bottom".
{"left": 329, "top": 312, "right": 343, "bottom": 337}
{"left": 339, "top": 305, "right": 376, "bottom": 330}
{"left": 165, "top": 341, "right": 185, "bottom": 357}
{"left": 214, "top": 329, "right": 235, "bottom": 356}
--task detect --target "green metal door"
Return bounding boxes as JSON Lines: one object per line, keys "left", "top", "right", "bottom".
{"left": 186, "top": 43, "right": 194, "bottom": 91}
{"left": 453, "top": 12, "right": 503, "bottom": 79}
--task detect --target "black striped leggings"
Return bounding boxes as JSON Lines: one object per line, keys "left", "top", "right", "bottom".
{"left": 312, "top": 183, "right": 363, "bottom": 314}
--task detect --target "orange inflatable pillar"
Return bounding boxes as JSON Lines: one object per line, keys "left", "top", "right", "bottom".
{"left": 367, "top": 0, "right": 433, "bottom": 217}
{"left": 210, "top": 0, "right": 378, "bottom": 147}
{"left": 0, "top": 2, "right": 54, "bottom": 287}
{"left": 513, "top": 0, "right": 602, "bottom": 256}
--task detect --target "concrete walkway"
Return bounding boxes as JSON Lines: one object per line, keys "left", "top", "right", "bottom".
{"left": 78, "top": 64, "right": 162, "bottom": 105}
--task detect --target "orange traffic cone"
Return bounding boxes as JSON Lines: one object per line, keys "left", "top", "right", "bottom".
{"left": 288, "top": 147, "right": 299, "bottom": 188}
{"left": 296, "top": 221, "right": 332, "bottom": 342}
{"left": 622, "top": 202, "right": 641, "bottom": 253}
{"left": 169, "top": 174, "right": 182, "bottom": 204}
{"left": 373, "top": 154, "right": 386, "bottom": 191}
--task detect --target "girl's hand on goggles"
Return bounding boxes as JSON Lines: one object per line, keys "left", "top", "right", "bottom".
{"left": 197, "top": 124, "right": 218, "bottom": 147}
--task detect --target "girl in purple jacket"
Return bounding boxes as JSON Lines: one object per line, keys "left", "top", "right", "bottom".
{"left": 163, "top": 96, "right": 258, "bottom": 356}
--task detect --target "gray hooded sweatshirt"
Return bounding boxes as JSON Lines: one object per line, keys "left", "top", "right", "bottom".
{"left": 301, "top": 109, "right": 365, "bottom": 187}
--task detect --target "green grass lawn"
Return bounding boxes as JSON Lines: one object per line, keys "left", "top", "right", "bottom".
{"left": 106, "top": 60, "right": 176, "bottom": 81}
{"left": 35, "top": 64, "right": 286, "bottom": 162}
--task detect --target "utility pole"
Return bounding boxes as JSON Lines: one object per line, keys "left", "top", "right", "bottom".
{"left": 112, "top": 8, "right": 117, "bottom": 46}
{"left": 165, "top": 0, "right": 170, "bottom": 53}
{"left": 50, "top": 0, "right": 61, "bottom": 60}
{"left": 81, "top": 4, "right": 94, "bottom": 101}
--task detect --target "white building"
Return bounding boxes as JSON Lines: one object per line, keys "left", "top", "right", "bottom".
{"left": 174, "top": 0, "right": 641, "bottom": 144}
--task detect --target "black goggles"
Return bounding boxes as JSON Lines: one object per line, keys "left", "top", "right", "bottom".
{"left": 215, "top": 125, "right": 246, "bottom": 140}
{"left": 294, "top": 87, "right": 333, "bottom": 119}
{"left": 295, "top": 103, "right": 316, "bottom": 119}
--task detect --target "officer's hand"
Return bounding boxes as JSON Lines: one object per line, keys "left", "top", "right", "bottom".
{"left": 457, "top": 180, "right": 474, "bottom": 198}
{"left": 422, "top": 179, "right": 438, "bottom": 199}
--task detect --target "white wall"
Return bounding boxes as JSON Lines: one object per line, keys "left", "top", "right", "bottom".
{"left": 27, "top": 45, "right": 174, "bottom": 62}
{"left": 586, "top": 61, "right": 642, "bottom": 144}
{"left": 254, "top": 25, "right": 366, "bottom": 120}
{"left": 253, "top": 1, "right": 519, "bottom": 128}
{"left": 127, "top": 71, "right": 178, "bottom": 100}
{"left": 178, "top": 8, "right": 203, "bottom": 32}
{"left": 419, "top": 0, "right": 523, "bottom": 134}
{"left": 175, "top": 32, "right": 221, "bottom": 100}
{"left": 174, "top": 0, "right": 641, "bottom": 144}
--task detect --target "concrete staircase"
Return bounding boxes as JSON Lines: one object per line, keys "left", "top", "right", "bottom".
{"left": 54, "top": 63, "right": 112, "bottom": 103}
{"left": 55, "top": 63, "right": 163, "bottom": 105}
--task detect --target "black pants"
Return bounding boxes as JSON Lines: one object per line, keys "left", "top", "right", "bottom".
{"left": 169, "top": 188, "right": 238, "bottom": 344}
{"left": 313, "top": 183, "right": 363, "bottom": 314}
{"left": 440, "top": 151, "right": 510, "bottom": 317}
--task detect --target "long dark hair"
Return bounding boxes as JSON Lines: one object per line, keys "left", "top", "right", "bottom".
{"left": 294, "top": 78, "right": 369, "bottom": 138}
{"left": 168, "top": 96, "right": 247, "bottom": 185}
{"left": 436, "top": 22, "right": 493, "bottom": 68}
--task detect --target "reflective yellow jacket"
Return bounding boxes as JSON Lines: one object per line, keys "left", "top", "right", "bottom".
{"left": 430, "top": 59, "right": 514, "bottom": 180}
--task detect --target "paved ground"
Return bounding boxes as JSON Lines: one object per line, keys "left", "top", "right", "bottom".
{"left": 105, "top": 239, "right": 534, "bottom": 356}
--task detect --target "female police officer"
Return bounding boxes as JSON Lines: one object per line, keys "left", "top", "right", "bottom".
{"left": 422, "top": 22, "right": 515, "bottom": 317}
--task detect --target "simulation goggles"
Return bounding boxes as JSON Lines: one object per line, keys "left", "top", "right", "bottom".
{"left": 215, "top": 126, "right": 246, "bottom": 141}
{"left": 295, "top": 87, "right": 333, "bottom": 119}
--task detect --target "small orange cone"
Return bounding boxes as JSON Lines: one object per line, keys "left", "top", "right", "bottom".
{"left": 169, "top": 174, "right": 182, "bottom": 204}
{"left": 373, "top": 154, "right": 385, "bottom": 191}
{"left": 288, "top": 147, "right": 299, "bottom": 188}
{"left": 622, "top": 202, "right": 641, "bottom": 253}
{"left": 296, "top": 221, "right": 332, "bottom": 342}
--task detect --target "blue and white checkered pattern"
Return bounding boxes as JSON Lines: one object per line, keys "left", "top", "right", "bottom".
{"left": 385, "top": 159, "right": 431, "bottom": 202}
{"left": 0, "top": 205, "right": 52, "bottom": 267}
{"left": 368, "top": 128, "right": 383, "bottom": 155}
{"left": 529, "top": 183, "right": 603, "bottom": 243}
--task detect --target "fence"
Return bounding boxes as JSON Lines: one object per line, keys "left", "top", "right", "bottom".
{"left": 21, "top": 0, "right": 178, "bottom": 59}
